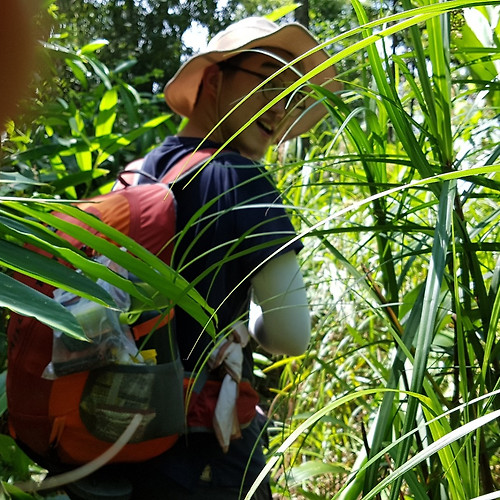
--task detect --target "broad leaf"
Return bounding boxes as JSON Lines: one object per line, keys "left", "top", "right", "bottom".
{"left": 0, "top": 272, "right": 86, "bottom": 340}
{"left": 0, "top": 240, "right": 115, "bottom": 307}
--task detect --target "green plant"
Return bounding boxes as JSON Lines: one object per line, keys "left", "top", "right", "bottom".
{"left": 2, "top": 1, "right": 500, "bottom": 498}
{"left": 248, "top": 1, "right": 500, "bottom": 499}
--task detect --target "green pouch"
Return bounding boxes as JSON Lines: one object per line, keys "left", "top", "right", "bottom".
{"left": 79, "top": 356, "right": 185, "bottom": 443}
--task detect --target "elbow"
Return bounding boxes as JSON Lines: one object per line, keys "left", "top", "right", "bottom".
{"left": 253, "top": 310, "right": 311, "bottom": 356}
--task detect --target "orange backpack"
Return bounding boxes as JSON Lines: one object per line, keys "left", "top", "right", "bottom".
{"left": 6, "top": 149, "right": 229, "bottom": 465}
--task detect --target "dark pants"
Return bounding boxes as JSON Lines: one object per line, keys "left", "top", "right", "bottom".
{"left": 130, "top": 476, "right": 272, "bottom": 500}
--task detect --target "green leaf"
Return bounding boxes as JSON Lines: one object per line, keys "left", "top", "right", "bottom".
{"left": 79, "top": 39, "right": 109, "bottom": 55}
{"left": 265, "top": 4, "right": 300, "bottom": 21}
{"left": 5, "top": 201, "right": 216, "bottom": 335}
{"left": 363, "top": 409, "right": 500, "bottom": 500}
{"left": 0, "top": 239, "right": 115, "bottom": 307}
{"left": 86, "top": 56, "right": 112, "bottom": 89}
{"left": 0, "top": 434, "right": 45, "bottom": 483}
{"left": 94, "top": 115, "right": 172, "bottom": 166}
{"left": 65, "top": 58, "right": 88, "bottom": 89}
{"left": 0, "top": 172, "right": 45, "bottom": 187}
{"left": 1, "top": 482, "right": 38, "bottom": 500}
{"left": 0, "top": 208, "right": 151, "bottom": 305}
{"left": 76, "top": 150, "right": 93, "bottom": 172}
{"left": 114, "top": 59, "right": 138, "bottom": 73}
{"left": 287, "top": 461, "right": 348, "bottom": 487}
{"left": 95, "top": 88, "right": 118, "bottom": 137}
{"left": 51, "top": 168, "right": 109, "bottom": 195}
{"left": 0, "top": 272, "right": 86, "bottom": 339}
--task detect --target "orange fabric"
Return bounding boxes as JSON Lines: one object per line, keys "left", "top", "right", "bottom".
{"left": 47, "top": 371, "right": 178, "bottom": 464}
{"left": 80, "top": 194, "right": 132, "bottom": 237}
{"left": 131, "top": 310, "right": 175, "bottom": 341}
{"left": 56, "top": 419, "right": 178, "bottom": 464}
{"left": 49, "top": 372, "right": 88, "bottom": 416}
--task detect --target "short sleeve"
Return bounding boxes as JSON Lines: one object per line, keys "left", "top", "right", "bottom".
{"left": 219, "top": 161, "right": 303, "bottom": 278}
{"left": 184, "top": 154, "right": 302, "bottom": 281}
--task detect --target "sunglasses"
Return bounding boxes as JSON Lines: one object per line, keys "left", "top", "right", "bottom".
{"left": 221, "top": 63, "right": 307, "bottom": 112}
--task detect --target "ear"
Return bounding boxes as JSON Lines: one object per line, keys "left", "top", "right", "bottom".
{"left": 201, "top": 65, "right": 222, "bottom": 98}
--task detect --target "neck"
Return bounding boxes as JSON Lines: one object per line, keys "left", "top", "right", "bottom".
{"left": 177, "top": 120, "right": 217, "bottom": 141}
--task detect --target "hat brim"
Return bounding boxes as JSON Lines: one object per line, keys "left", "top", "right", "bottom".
{"left": 165, "top": 22, "right": 341, "bottom": 141}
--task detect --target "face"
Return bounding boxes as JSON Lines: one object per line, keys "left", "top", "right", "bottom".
{"left": 214, "top": 51, "right": 304, "bottom": 160}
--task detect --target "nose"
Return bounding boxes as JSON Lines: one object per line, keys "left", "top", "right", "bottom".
{"left": 268, "top": 96, "right": 288, "bottom": 119}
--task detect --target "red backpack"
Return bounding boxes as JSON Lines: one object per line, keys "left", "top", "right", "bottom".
{"left": 6, "top": 148, "right": 257, "bottom": 466}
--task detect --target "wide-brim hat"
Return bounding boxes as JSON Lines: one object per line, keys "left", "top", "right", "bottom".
{"left": 164, "top": 17, "right": 341, "bottom": 140}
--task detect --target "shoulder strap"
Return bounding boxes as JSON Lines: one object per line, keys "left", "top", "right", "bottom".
{"left": 116, "top": 148, "right": 219, "bottom": 190}
{"left": 160, "top": 148, "right": 218, "bottom": 185}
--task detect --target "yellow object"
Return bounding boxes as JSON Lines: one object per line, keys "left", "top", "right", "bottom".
{"left": 140, "top": 349, "right": 158, "bottom": 365}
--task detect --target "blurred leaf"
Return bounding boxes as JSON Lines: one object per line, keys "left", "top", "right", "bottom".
{"left": 287, "top": 461, "right": 348, "bottom": 487}
{"left": 86, "top": 56, "right": 112, "bottom": 89}
{"left": 0, "top": 172, "right": 44, "bottom": 186}
{"left": 114, "top": 59, "right": 138, "bottom": 73}
{"left": 0, "top": 272, "right": 86, "bottom": 340}
{"left": 265, "top": 4, "right": 300, "bottom": 21}
{"left": 65, "top": 58, "right": 88, "bottom": 89}
{"left": 1, "top": 483, "right": 38, "bottom": 499}
{"left": 0, "top": 434, "right": 46, "bottom": 483}
{"left": 79, "top": 38, "right": 109, "bottom": 55}
{"left": 51, "top": 168, "right": 109, "bottom": 195}
{"left": 95, "top": 88, "right": 118, "bottom": 137}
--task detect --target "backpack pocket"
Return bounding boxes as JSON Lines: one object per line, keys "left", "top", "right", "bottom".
{"left": 79, "top": 356, "right": 185, "bottom": 443}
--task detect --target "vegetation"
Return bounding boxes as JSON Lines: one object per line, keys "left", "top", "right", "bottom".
{"left": 1, "top": 0, "right": 500, "bottom": 499}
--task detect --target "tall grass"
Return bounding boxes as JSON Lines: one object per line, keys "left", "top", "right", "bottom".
{"left": 255, "top": 1, "right": 500, "bottom": 498}
{"left": 1, "top": 1, "right": 499, "bottom": 498}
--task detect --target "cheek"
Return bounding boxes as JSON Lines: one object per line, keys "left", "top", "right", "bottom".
{"left": 221, "top": 96, "right": 255, "bottom": 133}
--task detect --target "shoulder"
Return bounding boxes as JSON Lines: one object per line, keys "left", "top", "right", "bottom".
{"left": 204, "top": 152, "right": 272, "bottom": 188}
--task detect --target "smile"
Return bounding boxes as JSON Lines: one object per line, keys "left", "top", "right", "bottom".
{"left": 257, "top": 120, "right": 273, "bottom": 135}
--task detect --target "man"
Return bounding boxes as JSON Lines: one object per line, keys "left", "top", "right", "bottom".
{"left": 122, "top": 16, "right": 340, "bottom": 499}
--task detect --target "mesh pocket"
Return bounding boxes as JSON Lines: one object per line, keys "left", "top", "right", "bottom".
{"left": 80, "top": 357, "right": 185, "bottom": 443}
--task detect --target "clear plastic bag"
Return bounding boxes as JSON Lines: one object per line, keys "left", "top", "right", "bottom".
{"left": 43, "top": 255, "right": 144, "bottom": 379}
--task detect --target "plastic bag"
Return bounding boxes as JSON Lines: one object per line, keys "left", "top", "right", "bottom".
{"left": 43, "top": 255, "right": 144, "bottom": 379}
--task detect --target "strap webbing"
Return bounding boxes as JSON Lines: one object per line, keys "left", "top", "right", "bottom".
{"left": 160, "top": 148, "right": 218, "bottom": 185}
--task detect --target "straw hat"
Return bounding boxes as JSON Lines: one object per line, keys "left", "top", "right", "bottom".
{"left": 164, "top": 17, "right": 340, "bottom": 139}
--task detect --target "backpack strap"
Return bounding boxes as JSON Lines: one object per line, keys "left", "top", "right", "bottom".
{"left": 116, "top": 148, "right": 219, "bottom": 189}
{"left": 126, "top": 147, "right": 219, "bottom": 343}
{"left": 160, "top": 148, "right": 218, "bottom": 185}
{"left": 115, "top": 159, "right": 147, "bottom": 189}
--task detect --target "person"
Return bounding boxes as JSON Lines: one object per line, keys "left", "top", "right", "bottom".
{"left": 118, "top": 16, "right": 340, "bottom": 500}
{"left": 5, "top": 14, "right": 338, "bottom": 500}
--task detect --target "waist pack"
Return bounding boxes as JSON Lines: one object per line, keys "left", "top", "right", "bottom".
{"left": 6, "top": 149, "right": 258, "bottom": 465}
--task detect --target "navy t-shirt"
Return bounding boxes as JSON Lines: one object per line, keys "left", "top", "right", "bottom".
{"left": 135, "top": 136, "right": 303, "bottom": 490}
{"left": 140, "top": 136, "right": 303, "bottom": 373}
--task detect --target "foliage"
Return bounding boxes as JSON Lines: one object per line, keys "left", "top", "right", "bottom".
{"left": 0, "top": 18, "right": 213, "bottom": 342}
{"left": 53, "top": 0, "right": 226, "bottom": 93}
{"left": 253, "top": 1, "right": 500, "bottom": 499}
{"left": 1, "top": 0, "right": 500, "bottom": 499}
{"left": 1, "top": 43, "right": 174, "bottom": 199}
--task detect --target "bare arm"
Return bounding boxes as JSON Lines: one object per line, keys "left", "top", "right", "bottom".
{"left": 249, "top": 251, "right": 310, "bottom": 356}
